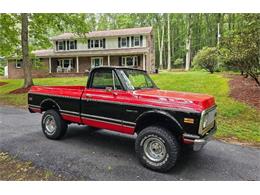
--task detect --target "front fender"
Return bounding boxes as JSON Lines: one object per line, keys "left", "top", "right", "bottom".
{"left": 135, "top": 110, "right": 184, "bottom": 133}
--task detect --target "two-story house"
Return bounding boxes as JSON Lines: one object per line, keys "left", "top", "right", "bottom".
{"left": 6, "top": 26, "right": 155, "bottom": 78}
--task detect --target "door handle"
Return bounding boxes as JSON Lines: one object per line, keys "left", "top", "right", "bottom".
{"left": 113, "top": 92, "right": 118, "bottom": 96}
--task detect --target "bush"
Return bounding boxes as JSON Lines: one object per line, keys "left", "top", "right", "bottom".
{"left": 173, "top": 58, "right": 184, "bottom": 68}
{"left": 192, "top": 47, "right": 218, "bottom": 73}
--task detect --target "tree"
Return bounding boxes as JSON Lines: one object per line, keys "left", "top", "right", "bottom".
{"left": 0, "top": 13, "right": 90, "bottom": 88}
{"left": 167, "top": 13, "right": 171, "bottom": 70}
{"left": 222, "top": 14, "right": 260, "bottom": 85}
{"left": 185, "top": 14, "right": 192, "bottom": 71}
{"left": 192, "top": 47, "right": 218, "bottom": 73}
{"left": 21, "top": 13, "right": 33, "bottom": 88}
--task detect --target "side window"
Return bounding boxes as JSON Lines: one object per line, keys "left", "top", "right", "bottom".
{"left": 113, "top": 71, "right": 122, "bottom": 90}
{"left": 91, "top": 69, "right": 113, "bottom": 89}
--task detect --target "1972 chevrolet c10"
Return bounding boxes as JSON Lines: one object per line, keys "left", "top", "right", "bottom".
{"left": 28, "top": 67, "right": 217, "bottom": 172}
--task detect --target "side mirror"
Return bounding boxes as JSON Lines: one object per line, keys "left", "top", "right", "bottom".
{"left": 105, "top": 87, "right": 113, "bottom": 92}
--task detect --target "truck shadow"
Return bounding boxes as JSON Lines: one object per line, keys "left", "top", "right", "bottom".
{"left": 64, "top": 125, "right": 199, "bottom": 174}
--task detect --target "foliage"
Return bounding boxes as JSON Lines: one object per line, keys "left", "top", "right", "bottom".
{"left": 0, "top": 13, "right": 90, "bottom": 57}
{"left": 0, "top": 72, "right": 259, "bottom": 143}
{"left": 221, "top": 14, "right": 260, "bottom": 85}
{"left": 173, "top": 58, "right": 184, "bottom": 68}
{"left": 192, "top": 47, "right": 218, "bottom": 73}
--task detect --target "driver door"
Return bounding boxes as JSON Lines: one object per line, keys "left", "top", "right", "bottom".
{"left": 81, "top": 69, "right": 130, "bottom": 133}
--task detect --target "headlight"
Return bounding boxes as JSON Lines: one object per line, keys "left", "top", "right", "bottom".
{"left": 202, "top": 113, "right": 209, "bottom": 128}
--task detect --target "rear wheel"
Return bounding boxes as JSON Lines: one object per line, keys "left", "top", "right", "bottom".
{"left": 135, "top": 126, "right": 180, "bottom": 172}
{"left": 41, "top": 109, "right": 68, "bottom": 140}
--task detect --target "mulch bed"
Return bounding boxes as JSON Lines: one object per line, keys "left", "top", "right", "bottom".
{"left": 8, "top": 86, "right": 31, "bottom": 94}
{"left": 0, "top": 82, "right": 8, "bottom": 86}
{"left": 227, "top": 74, "right": 260, "bottom": 109}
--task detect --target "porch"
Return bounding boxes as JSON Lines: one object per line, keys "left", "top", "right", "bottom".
{"left": 47, "top": 54, "right": 147, "bottom": 74}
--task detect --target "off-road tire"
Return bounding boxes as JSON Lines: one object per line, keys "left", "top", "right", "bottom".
{"left": 41, "top": 109, "right": 68, "bottom": 140}
{"left": 135, "top": 126, "right": 180, "bottom": 172}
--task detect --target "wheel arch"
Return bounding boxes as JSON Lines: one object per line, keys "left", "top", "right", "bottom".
{"left": 134, "top": 110, "right": 184, "bottom": 136}
{"left": 40, "top": 98, "right": 61, "bottom": 112}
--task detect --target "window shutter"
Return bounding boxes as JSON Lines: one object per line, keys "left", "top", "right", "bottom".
{"left": 137, "top": 56, "right": 140, "bottom": 66}
{"left": 67, "top": 41, "right": 70, "bottom": 50}
{"left": 103, "top": 38, "right": 106, "bottom": 48}
{"left": 127, "top": 37, "right": 130, "bottom": 47}
{"left": 75, "top": 40, "right": 77, "bottom": 49}
{"left": 140, "top": 35, "right": 143, "bottom": 46}
{"left": 131, "top": 36, "right": 134, "bottom": 47}
{"left": 118, "top": 37, "right": 121, "bottom": 48}
{"left": 88, "top": 40, "right": 90, "bottom": 49}
{"left": 119, "top": 56, "right": 122, "bottom": 66}
{"left": 56, "top": 41, "right": 58, "bottom": 51}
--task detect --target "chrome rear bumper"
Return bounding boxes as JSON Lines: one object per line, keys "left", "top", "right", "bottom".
{"left": 183, "top": 125, "right": 217, "bottom": 151}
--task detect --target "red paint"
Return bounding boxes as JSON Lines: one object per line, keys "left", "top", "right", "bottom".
{"left": 81, "top": 118, "right": 134, "bottom": 134}
{"left": 29, "top": 72, "right": 216, "bottom": 135}
{"left": 30, "top": 84, "right": 215, "bottom": 113}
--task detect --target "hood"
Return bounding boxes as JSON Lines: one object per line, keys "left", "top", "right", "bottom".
{"left": 133, "top": 89, "right": 215, "bottom": 112}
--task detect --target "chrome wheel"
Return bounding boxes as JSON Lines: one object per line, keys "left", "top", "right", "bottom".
{"left": 44, "top": 115, "right": 57, "bottom": 135}
{"left": 143, "top": 137, "right": 167, "bottom": 162}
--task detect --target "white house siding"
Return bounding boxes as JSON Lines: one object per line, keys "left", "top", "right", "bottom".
{"left": 59, "top": 35, "right": 147, "bottom": 51}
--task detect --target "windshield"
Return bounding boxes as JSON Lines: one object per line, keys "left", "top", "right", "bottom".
{"left": 119, "top": 69, "right": 157, "bottom": 90}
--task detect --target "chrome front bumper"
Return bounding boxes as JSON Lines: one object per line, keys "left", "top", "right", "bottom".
{"left": 183, "top": 125, "right": 217, "bottom": 151}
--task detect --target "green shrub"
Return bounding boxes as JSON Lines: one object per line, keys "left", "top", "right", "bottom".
{"left": 192, "top": 47, "right": 218, "bottom": 73}
{"left": 173, "top": 58, "right": 184, "bottom": 68}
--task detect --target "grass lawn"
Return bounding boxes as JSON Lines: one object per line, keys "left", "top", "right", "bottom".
{"left": 0, "top": 152, "right": 61, "bottom": 180}
{"left": 0, "top": 72, "right": 259, "bottom": 144}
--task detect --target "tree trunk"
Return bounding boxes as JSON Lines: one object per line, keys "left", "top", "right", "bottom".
{"left": 158, "top": 25, "right": 165, "bottom": 70}
{"left": 21, "top": 13, "right": 33, "bottom": 88}
{"left": 185, "top": 14, "right": 192, "bottom": 71}
{"left": 167, "top": 14, "right": 171, "bottom": 71}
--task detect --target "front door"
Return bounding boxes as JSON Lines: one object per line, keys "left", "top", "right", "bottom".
{"left": 81, "top": 68, "right": 134, "bottom": 134}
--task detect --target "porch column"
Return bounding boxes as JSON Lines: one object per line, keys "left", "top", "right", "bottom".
{"left": 48, "top": 57, "right": 52, "bottom": 73}
{"left": 108, "top": 55, "right": 110, "bottom": 66}
{"left": 76, "top": 56, "right": 79, "bottom": 73}
{"left": 142, "top": 54, "right": 146, "bottom": 71}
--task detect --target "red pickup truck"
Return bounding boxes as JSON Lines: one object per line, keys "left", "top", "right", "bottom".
{"left": 28, "top": 67, "right": 217, "bottom": 172}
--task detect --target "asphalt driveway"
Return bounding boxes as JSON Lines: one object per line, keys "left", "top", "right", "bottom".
{"left": 0, "top": 106, "right": 259, "bottom": 180}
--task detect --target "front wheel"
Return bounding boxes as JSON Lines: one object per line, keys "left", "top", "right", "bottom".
{"left": 135, "top": 126, "right": 180, "bottom": 172}
{"left": 41, "top": 109, "right": 68, "bottom": 140}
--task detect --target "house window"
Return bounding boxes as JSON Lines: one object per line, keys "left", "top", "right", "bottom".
{"left": 91, "top": 57, "right": 103, "bottom": 67}
{"left": 16, "top": 59, "right": 22, "bottom": 69}
{"left": 57, "top": 59, "right": 73, "bottom": 70}
{"left": 121, "top": 37, "right": 127, "bottom": 48}
{"left": 121, "top": 56, "right": 138, "bottom": 67}
{"left": 58, "top": 41, "right": 65, "bottom": 50}
{"left": 89, "top": 39, "right": 104, "bottom": 49}
{"left": 94, "top": 40, "right": 99, "bottom": 48}
{"left": 134, "top": 36, "right": 140, "bottom": 47}
{"left": 69, "top": 40, "right": 76, "bottom": 50}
